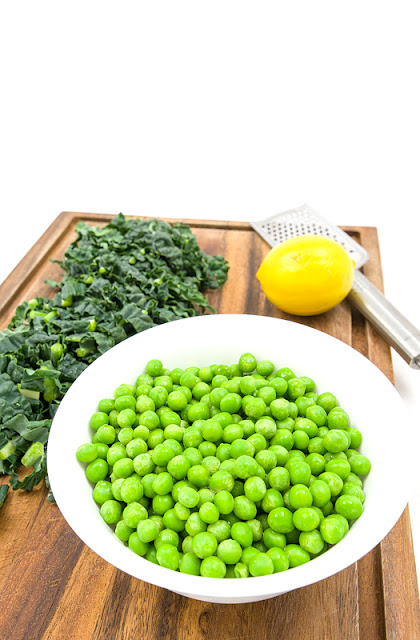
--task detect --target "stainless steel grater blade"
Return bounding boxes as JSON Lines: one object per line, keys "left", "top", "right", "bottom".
{"left": 251, "top": 204, "right": 420, "bottom": 369}
{"left": 251, "top": 204, "right": 369, "bottom": 268}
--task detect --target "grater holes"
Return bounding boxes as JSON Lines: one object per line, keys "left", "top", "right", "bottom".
{"left": 252, "top": 206, "right": 369, "bottom": 268}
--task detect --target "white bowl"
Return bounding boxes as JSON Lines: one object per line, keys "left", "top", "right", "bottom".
{"left": 47, "top": 314, "right": 413, "bottom": 604}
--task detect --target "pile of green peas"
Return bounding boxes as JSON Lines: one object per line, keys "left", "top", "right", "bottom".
{"left": 76, "top": 353, "right": 371, "bottom": 579}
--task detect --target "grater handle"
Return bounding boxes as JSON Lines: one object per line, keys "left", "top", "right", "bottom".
{"left": 348, "top": 270, "right": 420, "bottom": 368}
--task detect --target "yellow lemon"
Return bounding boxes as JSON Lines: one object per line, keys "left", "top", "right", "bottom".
{"left": 256, "top": 235, "right": 355, "bottom": 316}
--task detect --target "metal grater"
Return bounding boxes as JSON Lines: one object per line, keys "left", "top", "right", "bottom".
{"left": 251, "top": 204, "right": 420, "bottom": 369}
{"left": 251, "top": 204, "right": 369, "bottom": 269}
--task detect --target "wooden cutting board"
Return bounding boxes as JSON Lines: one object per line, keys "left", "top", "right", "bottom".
{"left": 0, "top": 212, "right": 419, "bottom": 640}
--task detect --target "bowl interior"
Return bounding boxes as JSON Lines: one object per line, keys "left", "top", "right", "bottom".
{"left": 47, "top": 314, "right": 413, "bottom": 602}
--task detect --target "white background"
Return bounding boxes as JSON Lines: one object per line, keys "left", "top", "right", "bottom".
{"left": 1, "top": 1, "right": 419, "bottom": 586}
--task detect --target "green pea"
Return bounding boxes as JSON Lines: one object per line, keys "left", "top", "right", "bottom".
{"left": 238, "top": 352, "right": 257, "bottom": 373}
{"left": 299, "top": 529, "right": 325, "bottom": 555}
{"left": 162, "top": 425, "right": 183, "bottom": 444}
{"left": 234, "top": 562, "right": 249, "bottom": 578}
{"left": 128, "top": 532, "right": 148, "bottom": 556}
{"left": 100, "top": 499, "right": 122, "bottom": 524}
{"left": 346, "top": 427, "right": 362, "bottom": 449}
{"left": 270, "top": 398, "right": 290, "bottom": 421}
{"left": 318, "top": 471, "right": 344, "bottom": 497}
{"left": 254, "top": 359, "right": 274, "bottom": 376}
{"left": 316, "top": 392, "right": 338, "bottom": 413}
{"left": 349, "top": 455, "right": 371, "bottom": 475}
{"left": 179, "top": 552, "right": 201, "bottom": 575}
{"left": 120, "top": 476, "right": 143, "bottom": 503}
{"left": 212, "top": 490, "right": 234, "bottom": 515}
{"left": 148, "top": 428, "right": 165, "bottom": 449}
{"left": 145, "top": 546, "right": 159, "bottom": 565}
{"left": 152, "top": 472, "right": 174, "bottom": 496}
{"left": 198, "top": 441, "right": 217, "bottom": 458}
{"left": 117, "top": 408, "right": 137, "bottom": 429}
{"left": 217, "top": 539, "right": 243, "bottom": 565}
{"left": 267, "top": 546, "right": 289, "bottom": 572}
{"left": 152, "top": 494, "right": 175, "bottom": 516}
{"left": 185, "top": 512, "right": 207, "bottom": 537}
{"left": 288, "top": 484, "right": 313, "bottom": 509}
{"left": 187, "top": 464, "right": 210, "bottom": 488}
{"left": 125, "top": 438, "right": 148, "bottom": 459}
{"left": 232, "top": 455, "right": 257, "bottom": 480}
{"left": 209, "top": 470, "right": 235, "bottom": 493}
{"left": 85, "top": 458, "right": 108, "bottom": 483}
{"left": 233, "top": 496, "right": 257, "bottom": 521}
{"left": 156, "top": 543, "right": 180, "bottom": 570}
{"left": 257, "top": 386, "right": 277, "bottom": 406}
{"left": 183, "top": 447, "right": 203, "bottom": 467}
{"left": 229, "top": 439, "right": 255, "bottom": 459}
{"left": 240, "top": 547, "right": 259, "bottom": 567}
{"left": 137, "top": 473, "right": 154, "bottom": 499}
{"left": 286, "top": 378, "right": 306, "bottom": 400}
{"left": 136, "top": 384, "right": 153, "bottom": 396}
{"left": 80, "top": 357, "right": 372, "bottom": 579}
{"left": 145, "top": 359, "right": 163, "bottom": 377}
{"left": 76, "top": 443, "right": 98, "bottom": 463}
{"left": 261, "top": 488, "right": 284, "bottom": 513}
{"left": 292, "top": 507, "right": 320, "bottom": 532}
{"left": 327, "top": 410, "right": 349, "bottom": 430}
{"left": 335, "top": 494, "right": 363, "bottom": 520}
{"left": 251, "top": 450, "right": 273, "bottom": 473}
{"left": 295, "top": 396, "right": 315, "bottom": 417}
{"left": 92, "top": 481, "right": 113, "bottom": 504}
{"left": 117, "top": 427, "right": 134, "bottom": 446}
{"left": 244, "top": 476, "right": 267, "bottom": 502}
{"left": 115, "top": 395, "right": 137, "bottom": 412}
{"left": 155, "top": 528, "right": 179, "bottom": 549}
{"left": 201, "top": 456, "right": 220, "bottom": 476}
{"left": 306, "top": 405, "right": 327, "bottom": 426}
{"left": 288, "top": 461, "right": 311, "bottom": 486}
{"left": 137, "top": 519, "right": 160, "bottom": 543}
{"left": 249, "top": 552, "right": 274, "bottom": 576}
{"left": 244, "top": 397, "right": 266, "bottom": 419}
{"left": 112, "top": 457, "right": 134, "bottom": 478}
{"left": 320, "top": 515, "right": 347, "bottom": 544}
{"left": 97, "top": 398, "right": 115, "bottom": 414}
{"left": 200, "top": 556, "right": 227, "bottom": 578}
{"left": 309, "top": 478, "right": 331, "bottom": 507}
{"left": 89, "top": 412, "right": 109, "bottom": 431}
{"left": 115, "top": 519, "right": 134, "bottom": 542}
{"left": 226, "top": 522, "right": 251, "bottom": 548}
{"left": 218, "top": 392, "right": 241, "bottom": 414}
{"left": 135, "top": 374, "right": 153, "bottom": 388}
{"left": 285, "top": 544, "right": 311, "bottom": 567}
{"left": 238, "top": 376, "right": 257, "bottom": 396}
{"left": 325, "top": 458, "right": 351, "bottom": 480}
{"left": 162, "top": 508, "right": 185, "bottom": 532}
{"left": 207, "top": 519, "right": 231, "bottom": 543}
{"left": 148, "top": 387, "right": 168, "bottom": 409}
{"left": 231, "top": 478, "right": 246, "bottom": 496}
{"left": 177, "top": 485, "right": 198, "bottom": 509}
{"left": 174, "top": 501, "right": 191, "bottom": 521}
{"left": 341, "top": 482, "right": 365, "bottom": 503}
{"left": 168, "top": 368, "right": 183, "bottom": 385}
{"left": 166, "top": 454, "right": 190, "bottom": 480}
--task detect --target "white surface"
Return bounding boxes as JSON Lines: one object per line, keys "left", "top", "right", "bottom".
{"left": 48, "top": 314, "right": 413, "bottom": 603}
{"left": 0, "top": 0, "right": 419, "bottom": 589}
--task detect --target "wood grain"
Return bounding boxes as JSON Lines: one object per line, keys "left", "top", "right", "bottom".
{"left": 0, "top": 212, "right": 419, "bottom": 640}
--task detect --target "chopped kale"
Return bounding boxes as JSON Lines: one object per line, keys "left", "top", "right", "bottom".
{"left": 0, "top": 215, "right": 229, "bottom": 502}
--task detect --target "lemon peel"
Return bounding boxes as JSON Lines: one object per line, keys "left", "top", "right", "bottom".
{"left": 256, "top": 235, "right": 355, "bottom": 316}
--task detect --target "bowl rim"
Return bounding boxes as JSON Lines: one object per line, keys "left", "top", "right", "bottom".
{"left": 47, "top": 313, "right": 413, "bottom": 600}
